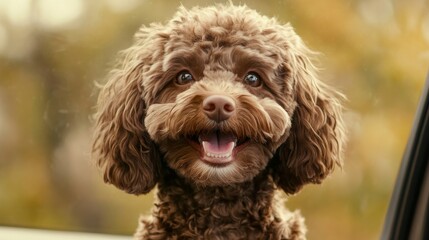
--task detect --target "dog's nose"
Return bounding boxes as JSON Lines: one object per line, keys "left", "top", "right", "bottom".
{"left": 203, "top": 95, "right": 236, "bottom": 122}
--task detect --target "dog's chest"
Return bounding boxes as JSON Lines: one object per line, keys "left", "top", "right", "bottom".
{"left": 138, "top": 177, "right": 294, "bottom": 239}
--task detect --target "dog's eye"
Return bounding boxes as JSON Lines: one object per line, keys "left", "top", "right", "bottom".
{"left": 244, "top": 72, "right": 262, "bottom": 87}
{"left": 175, "top": 71, "right": 194, "bottom": 85}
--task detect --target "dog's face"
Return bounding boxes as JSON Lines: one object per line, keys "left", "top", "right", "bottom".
{"left": 143, "top": 13, "right": 298, "bottom": 185}
{"left": 145, "top": 71, "right": 291, "bottom": 186}
{"left": 93, "top": 5, "right": 345, "bottom": 194}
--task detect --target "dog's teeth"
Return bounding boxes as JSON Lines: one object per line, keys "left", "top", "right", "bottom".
{"left": 206, "top": 152, "right": 232, "bottom": 158}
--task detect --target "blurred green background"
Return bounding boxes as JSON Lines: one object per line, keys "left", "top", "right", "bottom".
{"left": 0, "top": 0, "right": 428, "bottom": 239}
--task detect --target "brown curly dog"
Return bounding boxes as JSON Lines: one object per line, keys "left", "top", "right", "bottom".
{"left": 92, "top": 4, "right": 345, "bottom": 240}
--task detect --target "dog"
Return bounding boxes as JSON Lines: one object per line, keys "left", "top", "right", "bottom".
{"left": 92, "top": 4, "right": 345, "bottom": 240}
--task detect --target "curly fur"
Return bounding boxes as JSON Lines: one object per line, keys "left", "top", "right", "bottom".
{"left": 92, "top": 4, "right": 345, "bottom": 239}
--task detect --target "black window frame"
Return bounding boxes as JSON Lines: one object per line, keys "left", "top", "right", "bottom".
{"left": 381, "top": 73, "right": 429, "bottom": 240}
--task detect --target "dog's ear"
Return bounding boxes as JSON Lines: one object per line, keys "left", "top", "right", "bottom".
{"left": 273, "top": 35, "right": 345, "bottom": 194}
{"left": 92, "top": 34, "right": 161, "bottom": 195}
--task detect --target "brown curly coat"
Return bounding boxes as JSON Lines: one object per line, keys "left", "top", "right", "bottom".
{"left": 92, "top": 4, "right": 345, "bottom": 240}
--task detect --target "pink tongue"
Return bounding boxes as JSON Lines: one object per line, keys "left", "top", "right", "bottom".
{"left": 200, "top": 132, "right": 236, "bottom": 154}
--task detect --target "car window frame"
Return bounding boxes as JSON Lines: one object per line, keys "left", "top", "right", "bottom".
{"left": 381, "top": 73, "right": 429, "bottom": 240}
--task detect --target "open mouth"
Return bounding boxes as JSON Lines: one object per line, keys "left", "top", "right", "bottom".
{"left": 187, "top": 130, "right": 249, "bottom": 166}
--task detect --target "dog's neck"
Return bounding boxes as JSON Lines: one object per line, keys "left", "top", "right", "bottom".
{"left": 158, "top": 167, "right": 275, "bottom": 207}
{"left": 143, "top": 168, "right": 287, "bottom": 239}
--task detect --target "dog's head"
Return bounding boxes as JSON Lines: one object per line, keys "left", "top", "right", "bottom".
{"left": 92, "top": 5, "right": 345, "bottom": 195}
